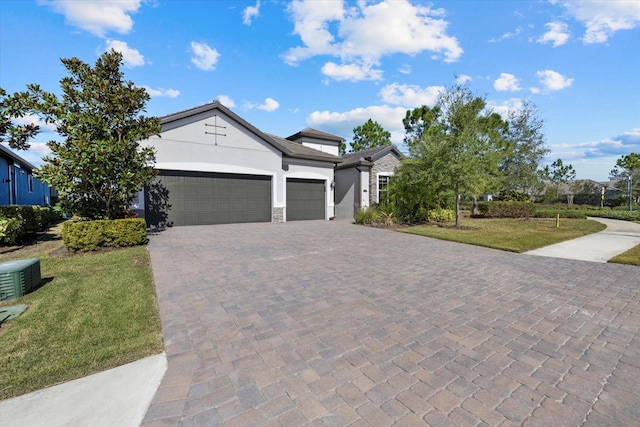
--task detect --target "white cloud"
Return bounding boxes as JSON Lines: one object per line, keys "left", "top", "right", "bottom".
{"left": 456, "top": 74, "right": 472, "bottom": 84}
{"left": 399, "top": 64, "right": 412, "bottom": 75}
{"left": 486, "top": 98, "right": 525, "bottom": 118}
{"left": 190, "top": 41, "right": 220, "bottom": 71}
{"left": 558, "top": 0, "right": 640, "bottom": 44}
{"left": 284, "top": 0, "right": 462, "bottom": 82}
{"left": 494, "top": 73, "right": 521, "bottom": 92}
{"left": 246, "top": 98, "right": 280, "bottom": 112}
{"left": 537, "top": 21, "right": 570, "bottom": 47}
{"left": 12, "top": 114, "right": 57, "bottom": 133}
{"left": 536, "top": 69, "right": 574, "bottom": 91}
{"left": 549, "top": 129, "right": 640, "bottom": 163}
{"left": 489, "top": 26, "right": 523, "bottom": 42}
{"left": 321, "top": 62, "right": 383, "bottom": 81}
{"left": 307, "top": 105, "right": 409, "bottom": 146}
{"left": 143, "top": 86, "right": 180, "bottom": 98}
{"left": 104, "top": 39, "right": 145, "bottom": 67}
{"left": 217, "top": 95, "right": 236, "bottom": 108}
{"left": 39, "top": 0, "right": 143, "bottom": 37}
{"left": 379, "top": 83, "right": 443, "bottom": 107}
{"left": 243, "top": 1, "right": 260, "bottom": 25}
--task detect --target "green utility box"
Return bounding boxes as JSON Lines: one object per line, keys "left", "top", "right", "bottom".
{"left": 0, "top": 258, "right": 41, "bottom": 302}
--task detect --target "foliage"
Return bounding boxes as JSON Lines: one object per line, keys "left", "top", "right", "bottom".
{"left": 407, "top": 83, "right": 509, "bottom": 227}
{"left": 498, "top": 100, "right": 549, "bottom": 194}
{"left": 354, "top": 207, "right": 384, "bottom": 225}
{"left": 610, "top": 152, "right": 640, "bottom": 204}
{"left": 427, "top": 208, "right": 455, "bottom": 223}
{"left": 62, "top": 218, "right": 148, "bottom": 252}
{"left": 0, "top": 206, "right": 61, "bottom": 244}
{"left": 542, "top": 159, "right": 576, "bottom": 202}
{"left": 0, "top": 217, "right": 21, "bottom": 244}
{"left": 532, "top": 209, "right": 587, "bottom": 219}
{"left": 387, "top": 159, "right": 444, "bottom": 222}
{"left": 0, "top": 231, "right": 162, "bottom": 399}
{"left": 20, "top": 50, "right": 161, "bottom": 220}
{"left": 477, "top": 201, "right": 535, "bottom": 218}
{"left": 400, "top": 218, "right": 606, "bottom": 253}
{"left": 0, "top": 87, "right": 41, "bottom": 150}
{"left": 348, "top": 119, "right": 391, "bottom": 154}
{"left": 498, "top": 190, "right": 531, "bottom": 202}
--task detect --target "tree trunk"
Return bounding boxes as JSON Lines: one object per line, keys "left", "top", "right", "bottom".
{"left": 472, "top": 197, "right": 479, "bottom": 216}
{"left": 455, "top": 188, "right": 461, "bottom": 228}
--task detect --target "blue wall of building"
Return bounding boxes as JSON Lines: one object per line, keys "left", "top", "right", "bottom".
{"left": 0, "top": 153, "right": 51, "bottom": 207}
{"left": 0, "top": 156, "right": 9, "bottom": 205}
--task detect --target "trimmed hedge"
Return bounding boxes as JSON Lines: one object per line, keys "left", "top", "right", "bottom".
{"left": 0, "top": 217, "right": 22, "bottom": 245}
{"left": 427, "top": 208, "right": 455, "bottom": 223}
{"left": 477, "top": 201, "right": 535, "bottom": 218}
{"left": 62, "top": 218, "right": 148, "bottom": 252}
{"left": 0, "top": 206, "right": 63, "bottom": 245}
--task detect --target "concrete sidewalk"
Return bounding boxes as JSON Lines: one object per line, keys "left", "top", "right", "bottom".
{"left": 525, "top": 216, "right": 640, "bottom": 263}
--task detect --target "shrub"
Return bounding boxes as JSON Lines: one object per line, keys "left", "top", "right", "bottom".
{"left": 354, "top": 207, "right": 384, "bottom": 225}
{"left": 498, "top": 191, "right": 531, "bottom": 202}
{"left": 0, "top": 217, "right": 22, "bottom": 245}
{"left": 477, "top": 201, "right": 535, "bottom": 218}
{"left": 62, "top": 218, "right": 148, "bottom": 252}
{"left": 427, "top": 208, "right": 455, "bottom": 223}
{"left": 0, "top": 206, "right": 62, "bottom": 244}
{"left": 533, "top": 209, "right": 587, "bottom": 219}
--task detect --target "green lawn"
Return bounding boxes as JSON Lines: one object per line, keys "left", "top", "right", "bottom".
{"left": 0, "top": 225, "right": 163, "bottom": 400}
{"left": 609, "top": 244, "right": 640, "bottom": 266}
{"left": 399, "top": 217, "right": 607, "bottom": 253}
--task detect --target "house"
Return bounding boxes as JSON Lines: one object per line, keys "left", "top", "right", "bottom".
{"left": 0, "top": 144, "right": 51, "bottom": 207}
{"left": 137, "top": 102, "right": 343, "bottom": 226}
{"left": 334, "top": 144, "right": 403, "bottom": 219}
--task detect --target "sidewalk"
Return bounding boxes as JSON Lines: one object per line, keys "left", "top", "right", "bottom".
{"left": 525, "top": 216, "right": 640, "bottom": 263}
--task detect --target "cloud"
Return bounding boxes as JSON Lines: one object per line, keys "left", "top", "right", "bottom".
{"left": 557, "top": 0, "right": 640, "bottom": 44}
{"left": 494, "top": 73, "right": 521, "bottom": 92}
{"left": 486, "top": 98, "right": 524, "bottom": 118}
{"left": 307, "top": 105, "right": 409, "bottom": 147}
{"left": 243, "top": 1, "right": 260, "bottom": 25}
{"left": 246, "top": 98, "right": 280, "bottom": 112}
{"left": 5, "top": 142, "right": 52, "bottom": 168}
{"left": 379, "top": 83, "right": 443, "bottom": 107}
{"left": 284, "top": 0, "right": 462, "bottom": 82}
{"left": 321, "top": 62, "right": 383, "bottom": 81}
{"left": 535, "top": 69, "right": 574, "bottom": 91}
{"left": 489, "top": 26, "right": 524, "bottom": 43}
{"left": 217, "top": 95, "right": 236, "bottom": 108}
{"left": 190, "top": 41, "right": 220, "bottom": 71}
{"left": 104, "top": 39, "right": 145, "bottom": 67}
{"left": 456, "top": 74, "right": 472, "bottom": 84}
{"left": 143, "top": 86, "right": 180, "bottom": 98}
{"left": 399, "top": 64, "right": 412, "bottom": 75}
{"left": 537, "top": 21, "right": 570, "bottom": 47}
{"left": 549, "top": 129, "right": 640, "bottom": 165}
{"left": 12, "top": 114, "right": 57, "bottom": 133}
{"left": 39, "top": 0, "right": 143, "bottom": 37}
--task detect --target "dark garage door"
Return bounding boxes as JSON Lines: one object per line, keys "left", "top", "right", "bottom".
{"left": 286, "top": 178, "right": 325, "bottom": 221}
{"left": 151, "top": 171, "right": 271, "bottom": 226}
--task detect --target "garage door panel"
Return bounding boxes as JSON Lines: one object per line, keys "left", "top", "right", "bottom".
{"left": 287, "top": 178, "right": 325, "bottom": 221}
{"left": 152, "top": 171, "right": 271, "bottom": 226}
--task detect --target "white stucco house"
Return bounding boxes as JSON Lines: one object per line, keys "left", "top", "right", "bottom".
{"left": 334, "top": 145, "right": 403, "bottom": 219}
{"left": 137, "top": 101, "right": 343, "bottom": 226}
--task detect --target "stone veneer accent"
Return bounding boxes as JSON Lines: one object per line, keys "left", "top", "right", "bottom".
{"left": 273, "top": 207, "right": 284, "bottom": 223}
{"left": 369, "top": 152, "right": 401, "bottom": 205}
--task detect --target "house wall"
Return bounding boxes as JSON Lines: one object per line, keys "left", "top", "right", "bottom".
{"left": 335, "top": 167, "right": 358, "bottom": 219}
{"left": 369, "top": 152, "right": 401, "bottom": 205}
{"left": 297, "top": 137, "right": 340, "bottom": 156}
{"left": 0, "top": 156, "right": 50, "bottom": 206}
{"left": 0, "top": 156, "right": 9, "bottom": 205}
{"left": 283, "top": 158, "right": 335, "bottom": 220}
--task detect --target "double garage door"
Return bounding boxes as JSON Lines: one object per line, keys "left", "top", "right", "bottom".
{"left": 151, "top": 171, "right": 325, "bottom": 226}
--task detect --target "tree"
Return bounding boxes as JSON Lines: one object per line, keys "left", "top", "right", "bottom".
{"left": 402, "top": 105, "right": 441, "bottom": 149}
{"left": 409, "top": 84, "right": 509, "bottom": 227}
{"left": 33, "top": 50, "right": 161, "bottom": 219}
{"left": 543, "top": 159, "right": 576, "bottom": 202}
{"left": 498, "top": 100, "right": 549, "bottom": 196}
{"left": 346, "top": 119, "right": 391, "bottom": 154}
{"left": 0, "top": 87, "right": 42, "bottom": 150}
{"left": 610, "top": 153, "right": 640, "bottom": 205}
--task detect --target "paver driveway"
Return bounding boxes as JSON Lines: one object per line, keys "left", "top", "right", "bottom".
{"left": 142, "top": 220, "right": 640, "bottom": 426}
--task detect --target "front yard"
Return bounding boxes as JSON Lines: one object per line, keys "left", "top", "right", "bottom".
{"left": 0, "top": 224, "right": 163, "bottom": 400}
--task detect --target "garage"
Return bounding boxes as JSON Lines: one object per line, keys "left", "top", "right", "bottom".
{"left": 286, "top": 178, "right": 326, "bottom": 221}
{"left": 152, "top": 170, "right": 272, "bottom": 226}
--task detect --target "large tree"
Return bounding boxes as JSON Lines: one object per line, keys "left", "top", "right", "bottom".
{"left": 32, "top": 50, "right": 161, "bottom": 219}
{"left": 0, "top": 87, "right": 42, "bottom": 150}
{"left": 346, "top": 118, "right": 391, "bottom": 154}
{"left": 610, "top": 153, "right": 640, "bottom": 205}
{"left": 543, "top": 158, "right": 576, "bottom": 202}
{"left": 499, "top": 100, "right": 549, "bottom": 195}
{"left": 409, "top": 84, "right": 509, "bottom": 227}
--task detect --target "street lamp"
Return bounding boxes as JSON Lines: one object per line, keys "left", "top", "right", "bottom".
{"left": 629, "top": 175, "right": 633, "bottom": 212}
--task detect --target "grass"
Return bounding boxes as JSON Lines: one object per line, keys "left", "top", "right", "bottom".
{"left": 609, "top": 244, "right": 640, "bottom": 266}
{"left": 0, "top": 224, "right": 163, "bottom": 400}
{"left": 399, "top": 217, "right": 607, "bottom": 253}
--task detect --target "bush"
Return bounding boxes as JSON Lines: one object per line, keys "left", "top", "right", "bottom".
{"left": 62, "top": 218, "right": 148, "bottom": 252}
{"left": 354, "top": 207, "right": 384, "bottom": 225}
{"left": 477, "top": 201, "right": 535, "bottom": 218}
{"left": 533, "top": 209, "right": 587, "bottom": 219}
{"left": 498, "top": 191, "right": 531, "bottom": 202}
{"left": 427, "top": 208, "right": 455, "bottom": 223}
{"left": 0, "top": 206, "right": 62, "bottom": 244}
{"left": 0, "top": 217, "right": 22, "bottom": 245}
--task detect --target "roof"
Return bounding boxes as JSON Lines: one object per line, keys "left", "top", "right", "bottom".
{"left": 287, "top": 128, "right": 345, "bottom": 143}
{"left": 0, "top": 144, "right": 37, "bottom": 171}
{"left": 160, "top": 102, "right": 341, "bottom": 164}
{"left": 337, "top": 144, "right": 403, "bottom": 169}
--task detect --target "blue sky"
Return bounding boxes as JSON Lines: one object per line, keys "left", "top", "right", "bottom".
{"left": 1, "top": 0, "right": 639, "bottom": 181}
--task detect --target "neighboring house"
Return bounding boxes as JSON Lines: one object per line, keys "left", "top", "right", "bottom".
{"left": 0, "top": 144, "right": 51, "bottom": 207}
{"left": 553, "top": 179, "right": 620, "bottom": 205}
{"left": 137, "top": 101, "right": 343, "bottom": 226}
{"left": 334, "top": 144, "right": 403, "bottom": 219}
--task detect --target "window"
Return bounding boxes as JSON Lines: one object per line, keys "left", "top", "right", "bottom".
{"left": 378, "top": 174, "right": 391, "bottom": 204}
{"left": 28, "top": 174, "right": 34, "bottom": 193}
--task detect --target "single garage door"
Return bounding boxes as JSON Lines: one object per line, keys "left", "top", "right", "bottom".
{"left": 152, "top": 171, "right": 271, "bottom": 226}
{"left": 286, "top": 178, "right": 325, "bottom": 221}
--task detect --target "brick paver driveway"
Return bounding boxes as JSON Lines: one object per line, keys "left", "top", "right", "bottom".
{"left": 142, "top": 221, "right": 640, "bottom": 426}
